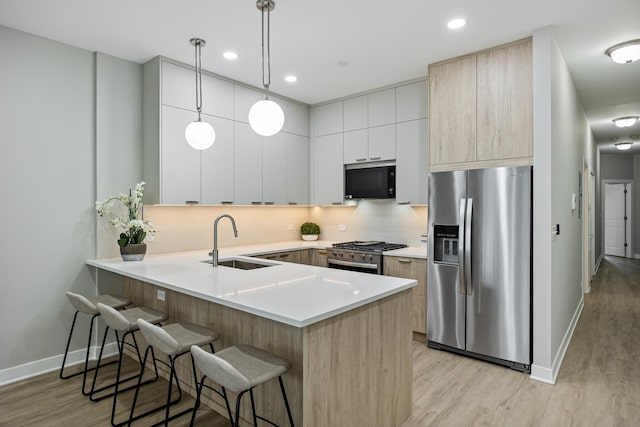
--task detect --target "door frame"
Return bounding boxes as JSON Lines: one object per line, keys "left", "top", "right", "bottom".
{"left": 602, "top": 179, "right": 634, "bottom": 259}
{"left": 582, "top": 163, "right": 591, "bottom": 294}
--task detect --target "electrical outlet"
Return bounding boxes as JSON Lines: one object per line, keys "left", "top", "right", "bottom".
{"left": 157, "top": 289, "right": 165, "bottom": 301}
{"left": 287, "top": 223, "right": 294, "bottom": 231}
{"left": 338, "top": 224, "right": 346, "bottom": 231}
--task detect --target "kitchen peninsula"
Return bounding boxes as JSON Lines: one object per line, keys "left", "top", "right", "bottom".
{"left": 88, "top": 243, "right": 415, "bottom": 426}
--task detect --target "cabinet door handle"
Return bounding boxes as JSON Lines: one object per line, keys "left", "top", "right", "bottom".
{"left": 332, "top": 201, "right": 342, "bottom": 205}
{"left": 356, "top": 158, "right": 367, "bottom": 162}
{"left": 288, "top": 202, "right": 298, "bottom": 205}
{"left": 279, "top": 253, "right": 290, "bottom": 258}
{"left": 317, "top": 250, "right": 327, "bottom": 254}
{"left": 265, "top": 255, "right": 278, "bottom": 260}
{"left": 221, "top": 201, "right": 234, "bottom": 205}
{"left": 264, "top": 201, "right": 275, "bottom": 205}
{"left": 185, "top": 200, "right": 199, "bottom": 205}
{"left": 370, "top": 156, "right": 382, "bottom": 160}
{"left": 251, "top": 201, "right": 263, "bottom": 205}
{"left": 398, "top": 258, "right": 412, "bottom": 264}
{"left": 397, "top": 201, "right": 410, "bottom": 205}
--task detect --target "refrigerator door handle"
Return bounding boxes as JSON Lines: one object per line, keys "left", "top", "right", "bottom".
{"left": 458, "top": 199, "right": 466, "bottom": 295}
{"left": 465, "top": 198, "right": 473, "bottom": 295}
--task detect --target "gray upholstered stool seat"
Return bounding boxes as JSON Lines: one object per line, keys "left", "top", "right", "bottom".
{"left": 190, "top": 344, "right": 294, "bottom": 426}
{"left": 60, "top": 291, "right": 132, "bottom": 395}
{"left": 91, "top": 303, "right": 168, "bottom": 426}
{"left": 126, "top": 319, "right": 221, "bottom": 425}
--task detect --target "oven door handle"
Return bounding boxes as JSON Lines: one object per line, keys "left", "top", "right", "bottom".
{"left": 327, "top": 259, "right": 379, "bottom": 270}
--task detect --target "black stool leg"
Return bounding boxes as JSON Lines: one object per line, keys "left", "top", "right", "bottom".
{"left": 279, "top": 376, "right": 295, "bottom": 427}
{"left": 59, "top": 311, "right": 80, "bottom": 379}
{"left": 234, "top": 390, "right": 249, "bottom": 427}
{"left": 249, "top": 388, "right": 258, "bottom": 427}
{"left": 189, "top": 374, "right": 206, "bottom": 427}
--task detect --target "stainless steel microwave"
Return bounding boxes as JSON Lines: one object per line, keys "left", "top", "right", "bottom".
{"left": 344, "top": 162, "right": 396, "bottom": 200}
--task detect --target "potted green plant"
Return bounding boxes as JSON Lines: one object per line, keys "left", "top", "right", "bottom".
{"left": 96, "top": 181, "right": 155, "bottom": 261}
{"left": 300, "top": 222, "right": 320, "bottom": 241}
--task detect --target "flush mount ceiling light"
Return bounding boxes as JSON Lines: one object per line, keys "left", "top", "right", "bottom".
{"left": 615, "top": 142, "right": 633, "bottom": 150}
{"left": 185, "top": 38, "right": 215, "bottom": 150}
{"left": 248, "top": 0, "right": 285, "bottom": 137}
{"left": 447, "top": 18, "right": 466, "bottom": 29}
{"left": 606, "top": 39, "right": 640, "bottom": 64}
{"left": 612, "top": 116, "right": 639, "bottom": 128}
{"left": 284, "top": 75, "right": 297, "bottom": 83}
{"left": 223, "top": 51, "right": 238, "bottom": 60}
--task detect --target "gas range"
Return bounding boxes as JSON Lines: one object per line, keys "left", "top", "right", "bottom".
{"left": 327, "top": 241, "right": 408, "bottom": 274}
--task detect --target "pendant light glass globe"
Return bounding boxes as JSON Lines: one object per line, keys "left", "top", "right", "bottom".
{"left": 185, "top": 120, "right": 216, "bottom": 150}
{"left": 248, "top": 99, "right": 285, "bottom": 136}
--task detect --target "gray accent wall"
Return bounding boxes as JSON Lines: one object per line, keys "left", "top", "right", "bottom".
{"left": 531, "top": 27, "right": 598, "bottom": 383}
{"left": 600, "top": 153, "right": 634, "bottom": 180}
{"left": 0, "top": 26, "right": 96, "bottom": 372}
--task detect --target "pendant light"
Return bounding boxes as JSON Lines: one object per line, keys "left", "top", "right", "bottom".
{"left": 185, "top": 38, "right": 216, "bottom": 150}
{"left": 249, "top": 0, "right": 285, "bottom": 137}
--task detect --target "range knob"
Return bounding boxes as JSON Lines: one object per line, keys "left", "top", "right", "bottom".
{"left": 361, "top": 254, "right": 366, "bottom": 260}
{"left": 350, "top": 253, "right": 355, "bottom": 258}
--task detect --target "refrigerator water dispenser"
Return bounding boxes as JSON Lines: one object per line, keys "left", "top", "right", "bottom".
{"left": 433, "top": 225, "right": 459, "bottom": 264}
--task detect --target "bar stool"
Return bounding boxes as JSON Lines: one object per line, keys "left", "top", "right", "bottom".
{"left": 190, "top": 344, "right": 295, "bottom": 427}
{"left": 90, "top": 302, "right": 168, "bottom": 422}
{"left": 60, "top": 291, "right": 131, "bottom": 395}
{"left": 126, "top": 319, "right": 222, "bottom": 426}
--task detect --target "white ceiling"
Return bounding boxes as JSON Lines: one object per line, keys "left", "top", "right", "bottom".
{"left": 1, "top": 0, "right": 639, "bottom": 150}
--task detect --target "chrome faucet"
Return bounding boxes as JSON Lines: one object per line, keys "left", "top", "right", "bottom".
{"left": 212, "top": 214, "right": 238, "bottom": 267}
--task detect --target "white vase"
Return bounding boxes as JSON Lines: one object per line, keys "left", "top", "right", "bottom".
{"left": 302, "top": 234, "right": 318, "bottom": 241}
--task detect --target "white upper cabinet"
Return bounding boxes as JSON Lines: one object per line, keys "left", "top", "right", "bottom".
{"left": 368, "top": 124, "right": 396, "bottom": 161}
{"left": 234, "top": 122, "right": 263, "bottom": 204}
{"left": 313, "top": 101, "right": 343, "bottom": 136}
{"left": 396, "top": 81, "right": 428, "bottom": 122}
{"left": 395, "top": 119, "right": 428, "bottom": 205}
{"left": 313, "top": 133, "right": 344, "bottom": 205}
{"left": 202, "top": 116, "right": 235, "bottom": 204}
{"left": 285, "top": 101, "right": 310, "bottom": 137}
{"left": 343, "top": 129, "right": 369, "bottom": 164}
{"left": 160, "top": 105, "right": 202, "bottom": 204}
{"left": 286, "top": 134, "right": 310, "bottom": 205}
{"left": 162, "top": 61, "right": 233, "bottom": 119}
{"left": 233, "top": 85, "right": 262, "bottom": 124}
{"left": 262, "top": 132, "right": 287, "bottom": 205}
{"left": 368, "top": 88, "right": 396, "bottom": 127}
{"left": 343, "top": 95, "right": 368, "bottom": 131}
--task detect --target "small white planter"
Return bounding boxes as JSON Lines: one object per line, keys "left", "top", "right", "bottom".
{"left": 302, "top": 234, "right": 319, "bottom": 241}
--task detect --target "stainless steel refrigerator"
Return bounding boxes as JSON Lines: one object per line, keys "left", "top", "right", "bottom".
{"left": 427, "top": 166, "right": 532, "bottom": 372}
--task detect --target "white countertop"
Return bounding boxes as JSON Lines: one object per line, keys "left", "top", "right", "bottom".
{"left": 87, "top": 241, "right": 416, "bottom": 328}
{"left": 383, "top": 246, "right": 427, "bottom": 259}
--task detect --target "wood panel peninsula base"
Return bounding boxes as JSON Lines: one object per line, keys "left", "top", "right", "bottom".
{"left": 121, "top": 277, "right": 412, "bottom": 427}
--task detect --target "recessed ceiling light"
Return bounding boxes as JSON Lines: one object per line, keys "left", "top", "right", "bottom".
{"left": 612, "top": 116, "right": 639, "bottom": 127}
{"left": 447, "top": 18, "right": 466, "bottom": 29}
{"left": 337, "top": 60, "right": 350, "bottom": 67}
{"left": 223, "top": 51, "right": 238, "bottom": 60}
{"left": 606, "top": 39, "right": 640, "bottom": 64}
{"left": 284, "top": 75, "right": 298, "bottom": 83}
{"left": 615, "top": 142, "right": 633, "bottom": 151}
{"left": 609, "top": 136, "right": 620, "bottom": 141}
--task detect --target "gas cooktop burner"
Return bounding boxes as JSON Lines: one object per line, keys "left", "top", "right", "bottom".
{"left": 331, "top": 241, "right": 408, "bottom": 252}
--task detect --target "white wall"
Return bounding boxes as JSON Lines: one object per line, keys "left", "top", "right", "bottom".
{"left": 531, "top": 27, "right": 597, "bottom": 383}
{"left": 0, "top": 26, "right": 96, "bottom": 379}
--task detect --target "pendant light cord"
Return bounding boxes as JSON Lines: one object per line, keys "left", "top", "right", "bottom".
{"left": 261, "top": 2, "right": 271, "bottom": 99}
{"left": 194, "top": 40, "right": 203, "bottom": 120}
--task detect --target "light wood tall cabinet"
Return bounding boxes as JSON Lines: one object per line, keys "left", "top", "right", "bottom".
{"left": 428, "top": 37, "right": 532, "bottom": 172}
{"left": 384, "top": 255, "right": 427, "bottom": 335}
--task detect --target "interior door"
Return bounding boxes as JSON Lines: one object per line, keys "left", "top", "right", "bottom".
{"left": 604, "top": 183, "right": 626, "bottom": 257}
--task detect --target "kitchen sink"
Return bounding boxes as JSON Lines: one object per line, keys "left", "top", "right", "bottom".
{"left": 202, "top": 258, "right": 275, "bottom": 270}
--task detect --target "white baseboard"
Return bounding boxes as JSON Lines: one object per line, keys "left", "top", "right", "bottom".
{"left": 0, "top": 343, "right": 118, "bottom": 387}
{"left": 634, "top": 254, "right": 640, "bottom": 260}
{"left": 594, "top": 254, "right": 603, "bottom": 275}
{"left": 529, "top": 297, "right": 584, "bottom": 385}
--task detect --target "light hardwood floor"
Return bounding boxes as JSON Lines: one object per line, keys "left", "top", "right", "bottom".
{"left": 1, "top": 256, "right": 639, "bottom": 426}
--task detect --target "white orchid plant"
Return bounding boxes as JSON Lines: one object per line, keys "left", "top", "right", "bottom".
{"left": 96, "top": 182, "right": 155, "bottom": 247}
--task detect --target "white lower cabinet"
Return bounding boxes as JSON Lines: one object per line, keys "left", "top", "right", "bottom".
{"left": 161, "top": 105, "right": 202, "bottom": 204}
{"left": 202, "top": 117, "right": 234, "bottom": 204}
{"left": 262, "top": 132, "right": 287, "bottom": 205}
{"left": 234, "top": 122, "right": 263, "bottom": 205}
{"left": 395, "top": 119, "right": 428, "bottom": 205}
{"left": 286, "top": 134, "right": 310, "bottom": 205}
{"left": 313, "top": 133, "right": 344, "bottom": 205}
